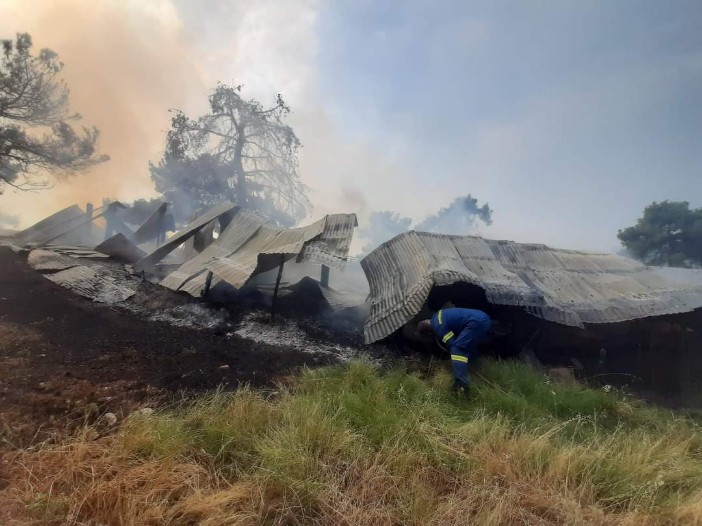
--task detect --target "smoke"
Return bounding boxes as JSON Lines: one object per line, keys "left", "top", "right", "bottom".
{"left": 415, "top": 195, "right": 493, "bottom": 235}
{"left": 0, "top": 0, "right": 386, "bottom": 232}
{"left": 358, "top": 211, "right": 412, "bottom": 255}
{"left": 0, "top": 0, "right": 448, "bottom": 253}
{"left": 0, "top": 0, "right": 207, "bottom": 227}
{"left": 357, "top": 195, "right": 493, "bottom": 256}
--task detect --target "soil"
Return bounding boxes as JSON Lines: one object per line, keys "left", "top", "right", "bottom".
{"left": 0, "top": 246, "right": 338, "bottom": 451}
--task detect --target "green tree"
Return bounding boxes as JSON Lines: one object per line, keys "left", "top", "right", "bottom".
{"left": 618, "top": 201, "right": 702, "bottom": 267}
{"left": 150, "top": 83, "right": 310, "bottom": 226}
{"left": 0, "top": 33, "right": 107, "bottom": 193}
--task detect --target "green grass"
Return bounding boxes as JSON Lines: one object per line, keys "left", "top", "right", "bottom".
{"left": 19, "top": 359, "right": 702, "bottom": 525}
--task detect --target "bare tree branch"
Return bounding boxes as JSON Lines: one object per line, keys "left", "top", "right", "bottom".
{"left": 150, "top": 83, "right": 309, "bottom": 226}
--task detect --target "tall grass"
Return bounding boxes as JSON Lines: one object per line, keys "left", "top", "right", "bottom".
{"left": 9, "top": 359, "right": 702, "bottom": 525}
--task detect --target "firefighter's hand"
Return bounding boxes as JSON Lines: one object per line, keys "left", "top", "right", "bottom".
{"left": 451, "top": 379, "right": 469, "bottom": 398}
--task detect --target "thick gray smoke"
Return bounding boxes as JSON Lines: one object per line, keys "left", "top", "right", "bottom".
{"left": 358, "top": 211, "right": 412, "bottom": 255}
{"left": 358, "top": 194, "right": 493, "bottom": 256}
{"left": 415, "top": 195, "right": 493, "bottom": 234}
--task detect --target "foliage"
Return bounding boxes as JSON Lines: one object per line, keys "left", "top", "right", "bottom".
{"left": 150, "top": 83, "right": 310, "bottom": 226}
{"left": 12, "top": 360, "right": 702, "bottom": 525}
{"left": 618, "top": 201, "right": 702, "bottom": 267}
{"left": 0, "top": 33, "right": 107, "bottom": 193}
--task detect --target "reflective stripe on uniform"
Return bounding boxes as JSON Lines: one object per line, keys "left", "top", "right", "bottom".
{"left": 451, "top": 354, "right": 468, "bottom": 363}
{"left": 438, "top": 310, "right": 443, "bottom": 324}
{"left": 442, "top": 331, "right": 455, "bottom": 343}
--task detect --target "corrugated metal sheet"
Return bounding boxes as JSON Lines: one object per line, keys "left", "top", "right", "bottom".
{"left": 133, "top": 201, "right": 238, "bottom": 271}
{"left": 131, "top": 202, "right": 176, "bottom": 244}
{"left": 28, "top": 249, "right": 81, "bottom": 272}
{"left": 14, "top": 205, "right": 85, "bottom": 243}
{"left": 95, "top": 234, "right": 147, "bottom": 263}
{"left": 181, "top": 219, "right": 217, "bottom": 261}
{"left": 362, "top": 231, "right": 702, "bottom": 343}
{"left": 42, "top": 264, "right": 137, "bottom": 303}
{"left": 161, "top": 210, "right": 357, "bottom": 297}
{"left": 39, "top": 245, "right": 109, "bottom": 258}
{"left": 14, "top": 205, "right": 105, "bottom": 247}
{"left": 245, "top": 261, "right": 369, "bottom": 310}
{"left": 299, "top": 213, "right": 358, "bottom": 269}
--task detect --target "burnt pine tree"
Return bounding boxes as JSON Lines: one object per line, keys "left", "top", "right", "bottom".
{"left": 0, "top": 33, "right": 108, "bottom": 193}
{"left": 150, "top": 84, "right": 310, "bottom": 226}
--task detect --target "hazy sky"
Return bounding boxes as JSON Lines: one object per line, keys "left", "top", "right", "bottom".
{"left": 1, "top": 0, "right": 701, "bottom": 252}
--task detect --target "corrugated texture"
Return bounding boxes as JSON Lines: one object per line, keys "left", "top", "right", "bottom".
{"left": 40, "top": 245, "right": 109, "bottom": 258}
{"left": 14, "top": 205, "right": 85, "bottom": 243}
{"left": 43, "top": 264, "right": 137, "bottom": 304}
{"left": 362, "top": 231, "right": 702, "bottom": 343}
{"left": 161, "top": 210, "right": 357, "bottom": 297}
{"left": 162, "top": 209, "right": 268, "bottom": 295}
{"left": 133, "top": 201, "right": 238, "bottom": 271}
{"left": 14, "top": 205, "right": 105, "bottom": 247}
{"left": 300, "top": 213, "right": 359, "bottom": 269}
{"left": 28, "top": 249, "right": 81, "bottom": 272}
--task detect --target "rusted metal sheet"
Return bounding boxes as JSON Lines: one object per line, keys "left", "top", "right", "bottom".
{"left": 161, "top": 210, "right": 357, "bottom": 297}
{"left": 362, "top": 231, "right": 702, "bottom": 343}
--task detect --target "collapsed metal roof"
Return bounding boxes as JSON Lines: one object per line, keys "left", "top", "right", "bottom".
{"left": 14, "top": 205, "right": 105, "bottom": 247}
{"left": 133, "top": 201, "right": 239, "bottom": 271}
{"left": 362, "top": 231, "right": 702, "bottom": 344}
{"left": 11, "top": 201, "right": 358, "bottom": 312}
{"left": 26, "top": 248, "right": 137, "bottom": 304}
{"left": 158, "top": 206, "right": 358, "bottom": 296}
{"left": 14, "top": 201, "right": 177, "bottom": 252}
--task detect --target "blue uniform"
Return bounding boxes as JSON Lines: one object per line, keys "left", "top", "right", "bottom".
{"left": 430, "top": 308, "right": 491, "bottom": 386}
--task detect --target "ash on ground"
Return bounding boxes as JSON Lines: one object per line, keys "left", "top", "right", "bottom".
{"left": 149, "top": 303, "right": 229, "bottom": 330}
{"left": 232, "top": 311, "right": 365, "bottom": 360}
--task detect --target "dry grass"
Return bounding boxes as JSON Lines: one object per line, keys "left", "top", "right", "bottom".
{"left": 4, "top": 360, "right": 702, "bottom": 525}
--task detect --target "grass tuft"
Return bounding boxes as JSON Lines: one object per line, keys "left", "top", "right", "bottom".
{"left": 7, "top": 359, "right": 702, "bottom": 525}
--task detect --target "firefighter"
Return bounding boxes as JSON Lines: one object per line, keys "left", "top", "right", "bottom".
{"left": 417, "top": 308, "right": 492, "bottom": 395}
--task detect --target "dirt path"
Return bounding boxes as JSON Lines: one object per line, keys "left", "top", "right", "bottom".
{"left": 0, "top": 246, "right": 336, "bottom": 450}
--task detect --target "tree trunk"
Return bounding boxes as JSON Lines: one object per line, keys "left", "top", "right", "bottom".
{"left": 233, "top": 136, "right": 247, "bottom": 207}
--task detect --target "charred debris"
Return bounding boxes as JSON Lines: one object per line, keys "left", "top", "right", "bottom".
{"left": 5, "top": 202, "right": 702, "bottom": 406}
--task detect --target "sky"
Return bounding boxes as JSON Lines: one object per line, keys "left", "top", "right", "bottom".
{"left": 1, "top": 0, "right": 701, "bottom": 253}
